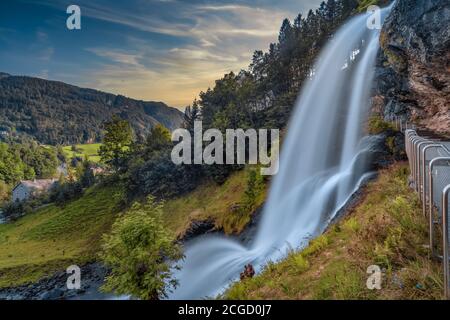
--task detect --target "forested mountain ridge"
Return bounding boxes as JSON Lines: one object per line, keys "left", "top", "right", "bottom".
{"left": 0, "top": 74, "right": 184, "bottom": 145}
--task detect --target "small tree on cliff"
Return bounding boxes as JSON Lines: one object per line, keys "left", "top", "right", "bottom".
{"left": 141, "top": 124, "right": 172, "bottom": 161}
{"left": 99, "top": 115, "right": 133, "bottom": 172}
{"left": 100, "top": 196, "right": 183, "bottom": 299}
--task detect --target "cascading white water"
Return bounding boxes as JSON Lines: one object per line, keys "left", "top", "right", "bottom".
{"left": 169, "top": 5, "right": 393, "bottom": 300}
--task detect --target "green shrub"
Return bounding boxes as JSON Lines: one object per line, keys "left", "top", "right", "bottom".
{"left": 357, "top": 0, "right": 390, "bottom": 12}
{"left": 0, "top": 180, "right": 10, "bottom": 203}
{"left": 343, "top": 217, "right": 360, "bottom": 233}
{"left": 302, "top": 235, "right": 329, "bottom": 257}
{"left": 292, "top": 254, "right": 310, "bottom": 273}
{"left": 367, "top": 116, "right": 395, "bottom": 134}
{"left": 100, "top": 196, "right": 183, "bottom": 299}
{"left": 241, "top": 169, "right": 264, "bottom": 212}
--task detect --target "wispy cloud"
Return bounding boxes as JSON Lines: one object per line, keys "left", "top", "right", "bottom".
{"left": 77, "top": 1, "right": 295, "bottom": 107}
{"left": 85, "top": 48, "right": 143, "bottom": 66}
{"left": 2, "top": 0, "right": 323, "bottom": 108}
{"left": 32, "top": 30, "right": 54, "bottom": 61}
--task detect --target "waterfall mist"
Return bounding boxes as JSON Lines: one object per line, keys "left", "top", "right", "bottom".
{"left": 168, "top": 5, "right": 393, "bottom": 300}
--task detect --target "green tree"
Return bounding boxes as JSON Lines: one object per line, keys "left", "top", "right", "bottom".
{"left": 142, "top": 124, "right": 171, "bottom": 158}
{"left": 183, "top": 101, "right": 201, "bottom": 133}
{"left": 100, "top": 196, "right": 183, "bottom": 299}
{"left": 242, "top": 169, "right": 263, "bottom": 211}
{"left": 78, "top": 158, "right": 96, "bottom": 188}
{"left": 99, "top": 116, "right": 133, "bottom": 172}
{"left": 0, "top": 180, "right": 10, "bottom": 203}
{"left": 0, "top": 143, "right": 25, "bottom": 184}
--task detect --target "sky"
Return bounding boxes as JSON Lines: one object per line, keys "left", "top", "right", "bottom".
{"left": 0, "top": 0, "right": 322, "bottom": 109}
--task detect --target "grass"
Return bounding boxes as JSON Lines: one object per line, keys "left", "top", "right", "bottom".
{"left": 62, "top": 143, "right": 102, "bottom": 163}
{"left": 0, "top": 184, "right": 124, "bottom": 288}
{"left": 367, "top": 116, "right": 395, "bottom": 135}
{"left": 162, "top": 167, "right": 268, "bottom": 237}
{"left": 357, "top": 0, "right": 390, "bottom": 12}
{"left": 225, "top": 162, "right": 445, "bottom": 300}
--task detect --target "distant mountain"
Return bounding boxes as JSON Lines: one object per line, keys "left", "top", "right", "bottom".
{"left": 0, "top": 74, "right": 184, "bottom": 145}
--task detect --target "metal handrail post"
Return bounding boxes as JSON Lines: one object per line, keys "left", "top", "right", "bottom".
{"left": 410, "top": 137, "right": 422, "bottom": 183}
{"left": 422, "top": 145, "right": 444, "bottom": 214}
{"left": 428, "top": 157, "right": 450, "bottom": 258}
{"left": 407, "top": 131, "right": 417, "bottom": 156}
{"left": 417, "top": 141, "right": 436, "bottom": 200}
{"left": 412, "top": 138, "right": 425, "bottom": 190}
{"left": 416, "top": 140, "right": 432, "bottom": 192}
{"left": 406, "top": 130, "right": 416, "bottom": 157}
{"left": 405, "top": 131, "right": 410, "bottom": 157}
{"left": 411, "top": 136, "right": 422, "bottom": 171}
{"left": 442, "top": 184, "right": 450, "bottom": 299}
{"left": 416, "top": 141, "right": 429, "bottom": 191}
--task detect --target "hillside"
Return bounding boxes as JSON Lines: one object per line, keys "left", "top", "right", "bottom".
{"left": 0, "top": 167, "right": 265, "bottom": 290}
{"left": 0, "top": 184, "right": 124, "bottom": 288}
{"left": 0, "top": 74, "right": 184, "bottom": 145}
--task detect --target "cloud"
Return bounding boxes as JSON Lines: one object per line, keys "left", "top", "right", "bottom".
{"left": 85, "top": 48, "right": 143, "bottom": 66}
{"left": 80, "top": 2, "right": 192, "bottom": 37}
{"left": 78, "top": 1, "right": 295, "bottom": 107}
{"left": 31, "top": 30, "right": 54, "bottom": 61}
{"left": 26, "top": 0, "right": 322, "bottom": 107}
{"left": 38, "top": 46, "right": 54, "bottom": 61}
{"left": 38, "top": 69, "right": 49, "bottom": 79}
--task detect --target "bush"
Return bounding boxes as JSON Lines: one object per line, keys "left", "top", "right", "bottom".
{"left": 367, "top": 116, "right": 395, "bottom": 135}
{"left": 2, "top": 200, "right": 33, "bottom": 220}
{"left": 49, "top": 181, "right": 83, "bottom": 205}
{"left": 100, "top": 196, "right": 183, "bottom": 299}
{"left": 127, "top": 150, "right": 202, "bottom": 199}
{"left": 0, "top": 180, "right": 10, "bottom": 203}
{"left": 241, "top": 169, "right": 263, "bottom": 212}
{"left": 357, "top": 0, "right": 390, "bottom": 12}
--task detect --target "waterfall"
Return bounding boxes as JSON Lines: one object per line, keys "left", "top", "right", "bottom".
{"left": 168, "top": 5, "right": 393, "bottom": 300}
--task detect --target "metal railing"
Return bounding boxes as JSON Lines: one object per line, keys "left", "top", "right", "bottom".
{"left": 401, "top": 118, "right": 450, "bottom": 299}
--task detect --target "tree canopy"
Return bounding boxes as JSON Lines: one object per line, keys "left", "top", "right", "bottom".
{"left": 100, "top": 196, "right": 183, "bottom": 299}
{"left": 99, "top": 116, "right": 133, "bottom": 172}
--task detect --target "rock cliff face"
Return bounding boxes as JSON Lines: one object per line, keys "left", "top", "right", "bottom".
{"left": 374, "top": 0, "right": 449, "bottom": 135}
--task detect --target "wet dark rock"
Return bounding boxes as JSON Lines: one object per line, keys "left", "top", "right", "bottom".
{"left": 237, "top": 205, "right": 263, "bottom": 245}
{"left": 240, "top": 264, "right": 255, "bottom": 280}
{"left": 179, "top": 218, "right": 217, "bottom": 242}
{"left": 0, "top": 262, "right": 111, "bottom": 300}
{"left": 40, "top": 288, "right": 64, "bottom": 300}
{"left": 365, "top": 130, "right": 406, "bottom": 172}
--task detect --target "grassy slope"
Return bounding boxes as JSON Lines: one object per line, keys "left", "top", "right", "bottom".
{"left": 0, "top": 167, "right": 264, "bottom": 288}
{"left": 62, "top": 144, "right": 102, "bottom": 163}
{"left": 163, "top": 167, "right": 267, "bottom": 237}
{"left": 0, "top": 184, "right": 123, "bottom": 288}
{"left": 226, "top": 162, "right": 444, "bottom": 300}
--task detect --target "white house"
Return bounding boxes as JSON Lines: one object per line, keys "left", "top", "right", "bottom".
{"left": 12, "top": 179, "right": 56, "bottom": 202}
